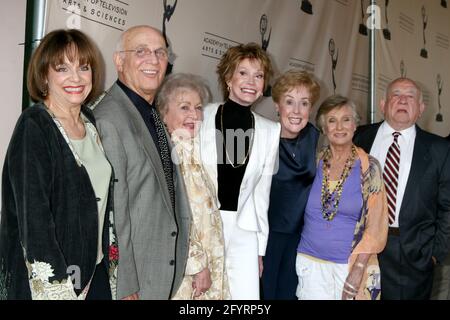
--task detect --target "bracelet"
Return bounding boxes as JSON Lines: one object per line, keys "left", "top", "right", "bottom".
{"left": 343, "top": 288, "right": 356, "bottom": 296}
{"left": 354, "top": 262, "right": 365, "bottom": 269}
{"left": 344, "top": 281, "right": 358, "bottom": 292}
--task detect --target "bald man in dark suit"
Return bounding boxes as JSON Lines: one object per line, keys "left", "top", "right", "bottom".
{"left": 354, "top": 78, "right": 450, "bottom": 300}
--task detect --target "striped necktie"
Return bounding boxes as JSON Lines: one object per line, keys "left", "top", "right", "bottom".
{"left": 383, "top": 132, "right": 401, "bottom": 225}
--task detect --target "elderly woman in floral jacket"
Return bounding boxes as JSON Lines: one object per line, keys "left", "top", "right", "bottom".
{"left": 157, "top": 73, "right": 230, "bottom": 300}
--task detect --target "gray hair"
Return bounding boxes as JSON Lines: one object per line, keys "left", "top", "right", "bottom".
{"left": 384, "top": 77, "right": 423, "bottom": 103}
{"left": 156, "top": 73, "right": 211, "bottom": 115}
{"left": 315, "top": 95, "right": 361, "bottom": 133}
{"left": 115, "top": 32, "right": 125, "bottom": 53}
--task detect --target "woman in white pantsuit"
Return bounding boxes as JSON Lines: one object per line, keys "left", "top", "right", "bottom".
{"left": 199, "top": 43, "right": 280, "bottom": 299}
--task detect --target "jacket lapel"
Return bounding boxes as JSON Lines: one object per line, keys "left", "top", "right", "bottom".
{"left": 200, "top": 104, "right": 219, "bottom": 203}
{"left": 110, "top": 84, "right": 174, "bottom": 216}
{"left": 356, "top": 122, "right": 382, "bottom": 153}
{"left": 399, "top": 126, "right": 428, "bottom": 216}
{"left": 237, "top": 112, "right": 260, "bottom": 212}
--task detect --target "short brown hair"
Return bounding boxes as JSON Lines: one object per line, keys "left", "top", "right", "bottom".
{"left": 315, "top": 95, "right": 360, "bottom": 133}
{"left": 272, "top": 70, "right": 320, "bottom": 105}
{"left": 27, "top": 29, "right": 103, "bottom": 103}
{"left": 156, "top": 73, "right": 210, "bottom": 115}
{"left": 216, "top": 43, "right": 273, "bottom": 100}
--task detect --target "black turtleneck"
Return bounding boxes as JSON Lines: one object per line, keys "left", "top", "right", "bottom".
{"left": 215, "top": 99, "right": 254, "bottom": 211}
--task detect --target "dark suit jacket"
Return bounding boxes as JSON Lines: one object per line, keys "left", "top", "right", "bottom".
{"left": 354, "top": 122, "right": 450, "bottom": 271}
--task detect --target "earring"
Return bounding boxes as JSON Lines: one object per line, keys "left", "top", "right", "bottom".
{"left": 42, "top": 82, "right": 48, "bottom": 97}
{"left": 277, "top": 111, "right": 280, "bottom": 117}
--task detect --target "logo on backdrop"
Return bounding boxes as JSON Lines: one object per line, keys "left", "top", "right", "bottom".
{"left": 436, "top": 74, "right": 444, "bottom": 122}
{"left": 329, "top": 38, "right": 339, "bottom": 94}
{"left": 66, "top": 5, "right": 81, "bottom": 29}
{"left": 442, "top": 0, "right": 447, "bottom": 9}
{"left": 259, "top": 14, "right": 272, "bottom": 97}
{"left": 400, "top": 60, "right": 407, "bottom": 78}
{"left": 260, "top": 14, "right": 272, "bottom": 51}
{"left": 301, "top": 0, "right": 313, "bottom": 15}
{"left": 383, "top": 0, "right": 391, "bottom": 40}
{"left": 420, "top": 5, "right": 428, "bottom": 58}
{"left": 63, "top": 1, "right": 128, "bottom": 31}
{"left": 359, "top": 0, "right": 368, "bottom": 35}
{"left": 162, "top": 0, "right": 178, "bottom": 74}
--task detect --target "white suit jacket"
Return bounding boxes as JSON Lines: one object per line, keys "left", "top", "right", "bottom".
{"left": 199, "top": 103, "right": 280, "bottom": 256}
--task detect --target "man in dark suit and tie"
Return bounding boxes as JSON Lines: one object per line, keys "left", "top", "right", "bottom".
{"left": 353, "top": 77, "right": 450, "bottom": 299}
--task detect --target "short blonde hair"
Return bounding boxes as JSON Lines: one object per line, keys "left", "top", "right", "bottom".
{"left": 27, "top": 29, "right": 103, "bottom": 103}
{"left": 216, "top": 43, "right": 273, "bottom": 100}
{"left": 315, "top": 95, "right": 360, "bottom": 133}
{"left": 272, "top": 70, "right": 320, "bottom": 105}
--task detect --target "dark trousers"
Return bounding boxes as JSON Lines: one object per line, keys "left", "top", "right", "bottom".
{"left": 262, "top": 231, "right": 300, "bottom": 300}
{"left": 379, "top": 234, "right": 433, "bottom": 300}
{"left": 86, "top": 259, "right": 112, "bottom": 300}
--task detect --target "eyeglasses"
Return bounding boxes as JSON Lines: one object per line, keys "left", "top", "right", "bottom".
{"left": 119, "top": 47, "right": 168, "bottom": 60}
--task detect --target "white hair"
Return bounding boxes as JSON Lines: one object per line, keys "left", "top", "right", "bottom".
{"left": 385, "top": 77, "right": 424, "bottom": 103}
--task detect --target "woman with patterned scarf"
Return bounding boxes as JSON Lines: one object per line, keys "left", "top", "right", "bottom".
{"left": 295, "top": 95, "right": 388, "bottom": 300}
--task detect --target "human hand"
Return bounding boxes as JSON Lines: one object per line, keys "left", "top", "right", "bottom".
{"left": 121, "top": 292, "right": 139, "bottom": 300}
{"left": 341, "top": 263, "right": 365, "bottom": 300}
{"left": 192, "top": 267, "right": 212, "bottom": 298}
{"left": 258, "top": 256, "right": 264, "bottom": 278}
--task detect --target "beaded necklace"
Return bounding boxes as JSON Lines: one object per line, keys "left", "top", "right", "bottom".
{"left": 321, "top": 145, "right": 357, "bottom": 221}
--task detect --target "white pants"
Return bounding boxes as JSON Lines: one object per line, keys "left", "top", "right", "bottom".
{"left": 296, "top": 253, "right": 349, "bottom": 300}
{"left": 220, "top": 210, "right": 259, "bottom": 300}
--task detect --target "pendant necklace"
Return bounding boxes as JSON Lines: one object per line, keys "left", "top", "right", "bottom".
{"left": 285, "top": 136, "right": 300, "bottom": 158}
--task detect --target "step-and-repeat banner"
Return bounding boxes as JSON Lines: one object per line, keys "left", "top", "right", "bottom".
{"left": 2, "top": 0, "right": 449, "bottom": 205}
{"left": 45, "top": 0, "right": 370, "bottom": 123}
{"left": 375, "top": 0, "right": 450, "bottom": 137}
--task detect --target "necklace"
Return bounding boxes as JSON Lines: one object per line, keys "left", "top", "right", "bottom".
{"left": 220, "top": 104, "right": 255, "bottom": 169}
{"left": 284, "top": 136, "right": 300, "bottom": 158}
{"left": 320, "top": 145, "right": 357, "bottom": 221}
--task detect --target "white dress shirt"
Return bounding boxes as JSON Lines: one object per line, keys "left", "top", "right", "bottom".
{"left": 369, "top": 122, "right": 416, "bottom": 227}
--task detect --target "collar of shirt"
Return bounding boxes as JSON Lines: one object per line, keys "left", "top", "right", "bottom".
{"left": 116, "top": 79, "right": 161, "bottom": 153}
{"left": 116, "top": 79, "right": 155, "bottom": 111}
{"left": 380, "top": 121, "right": 416, "bottom": 150}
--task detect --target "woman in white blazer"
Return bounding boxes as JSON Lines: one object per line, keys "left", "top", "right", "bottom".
{"left": 199, "top": 43, "right": 280, "bottom": 299}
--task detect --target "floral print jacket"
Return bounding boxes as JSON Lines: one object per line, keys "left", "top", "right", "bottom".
{"left": 0, "top": 104, "right": 118, "bottom": 300}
